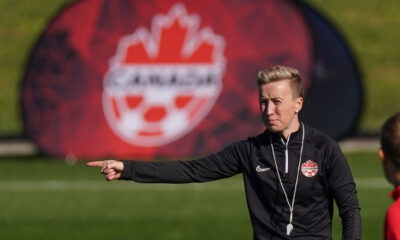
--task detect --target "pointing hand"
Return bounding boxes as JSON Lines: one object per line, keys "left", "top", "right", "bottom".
{"left": 87, "top": 160, "right": 124, "bottom": 181}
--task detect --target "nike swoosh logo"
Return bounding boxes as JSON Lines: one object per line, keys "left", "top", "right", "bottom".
{"left": 256, "top": 165, "right": 271, "bottom": 172}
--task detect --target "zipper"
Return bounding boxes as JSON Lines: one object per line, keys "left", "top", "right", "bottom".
{"left": 281, "top": 133, "right": 291, "bottom": 173}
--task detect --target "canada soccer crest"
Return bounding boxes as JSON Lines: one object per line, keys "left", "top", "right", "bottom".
{"left": 102, "top": 4, "right": 226, "bottom": 146}
{"left": 301, "top": 160, "right": 318, "bottom": 177}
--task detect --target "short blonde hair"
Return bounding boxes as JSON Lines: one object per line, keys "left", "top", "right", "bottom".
{"left": 257, "top": 65, "right": 304, "bottom": 98}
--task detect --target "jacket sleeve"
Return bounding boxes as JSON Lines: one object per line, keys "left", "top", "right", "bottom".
{"left": 327, "top": 143, "right": 361, "bottom": 240}
{"left": 119, "top": 142, "right": 244, "bottom": 183}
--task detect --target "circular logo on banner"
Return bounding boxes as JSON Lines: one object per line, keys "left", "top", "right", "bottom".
{"left": 301, "top": 160, "right": 318, "bottom": 177}
{"left": 103, "top": 4, "right": 225, "bottom": 146}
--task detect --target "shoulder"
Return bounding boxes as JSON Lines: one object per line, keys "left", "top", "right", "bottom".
{"left": 304, "top": 124, "right": 346, "bottom": 169}
{"left": 304, "top": 124, "right": 339, "bottom": 150}
{"left": 387, "top": 199, "right": 400, "bottom": 221}
{"left": 226, "top": 131, "right": 266, "bottom": 155}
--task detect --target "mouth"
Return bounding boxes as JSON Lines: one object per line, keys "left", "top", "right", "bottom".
{"left": 266, "top": 119, "right": 278, "bottom": 125}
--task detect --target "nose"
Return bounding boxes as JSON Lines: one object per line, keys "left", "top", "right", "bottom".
{"left": 266, "top": 101, "right": 275, "bottom": 116}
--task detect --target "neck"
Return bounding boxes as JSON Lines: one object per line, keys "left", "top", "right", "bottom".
{"left": 281, "top": 117, "right": 300, "bottom": 139}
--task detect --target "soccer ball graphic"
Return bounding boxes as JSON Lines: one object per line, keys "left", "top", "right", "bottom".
{"left": 103, "top": 66, "right": 222, "bottom": 146}
{"left": 102, "top": 4, "right": 225, "bottom": 147}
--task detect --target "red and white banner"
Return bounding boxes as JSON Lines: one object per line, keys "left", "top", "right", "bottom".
{"left": 21, "top": 0, "right": 361, "bottom": 159}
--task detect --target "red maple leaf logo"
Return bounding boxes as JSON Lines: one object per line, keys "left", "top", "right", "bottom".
{"left": 304, "top": 160, "right": 317, "bottom": 168}
{"left": 112, "top": 4, "right": 225, "bottom": 65}
{"left": 103, "top": 4, "right": 226, "bottom": 147}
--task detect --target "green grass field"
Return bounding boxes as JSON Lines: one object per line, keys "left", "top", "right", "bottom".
{"left": 0, "top": 151, "right": 393, "bottom": 239}
{"left": 0, "top": 1, "right": 398, "bottom": 238}
{"left": 0, "top": 0, "right": 400, "bottom": 134}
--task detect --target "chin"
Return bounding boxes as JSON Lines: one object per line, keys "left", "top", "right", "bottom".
{"left": 266, "top": 125, "right": 283, "bottom": 133}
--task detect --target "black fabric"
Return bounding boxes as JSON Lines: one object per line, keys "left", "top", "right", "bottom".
{"left": 120, "top": 124, "right": 361, "bottom": 239}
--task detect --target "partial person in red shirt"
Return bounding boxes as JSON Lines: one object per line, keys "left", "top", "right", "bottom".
{"left": 379, "top": 112, "right": 400, "bottom": 240}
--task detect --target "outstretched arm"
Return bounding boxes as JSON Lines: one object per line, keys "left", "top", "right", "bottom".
{"left": 87, "top": 142, "right": 246, "bottom": 183}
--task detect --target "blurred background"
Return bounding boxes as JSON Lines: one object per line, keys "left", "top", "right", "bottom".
{"left": 0, "top": 0, "right": 399, "bottom": 239}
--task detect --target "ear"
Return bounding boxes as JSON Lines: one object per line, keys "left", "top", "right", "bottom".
{"left": 396, "top": 171, "right": 400, "bottom": 183}
{"left": 379, "top": 148, "right": 386, "bottom": 163}
{"left": 295, "top": 97, "right": 303, "bottom": 113}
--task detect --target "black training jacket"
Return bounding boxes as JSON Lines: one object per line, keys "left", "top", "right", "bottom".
{"left": 120, "top": 124, "right": 361, "bottom": 239}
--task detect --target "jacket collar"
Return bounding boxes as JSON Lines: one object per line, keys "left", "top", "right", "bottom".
{"left": 390, "top": 185, "right": 400, "bottom": 201}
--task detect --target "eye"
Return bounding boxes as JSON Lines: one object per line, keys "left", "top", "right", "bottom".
{"left": 259, "top": 101, "right": 268, "bottom": 110}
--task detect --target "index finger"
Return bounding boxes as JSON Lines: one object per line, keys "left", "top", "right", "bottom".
{"left": 86, "top": 161, "right": 108, "bottom": 167}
